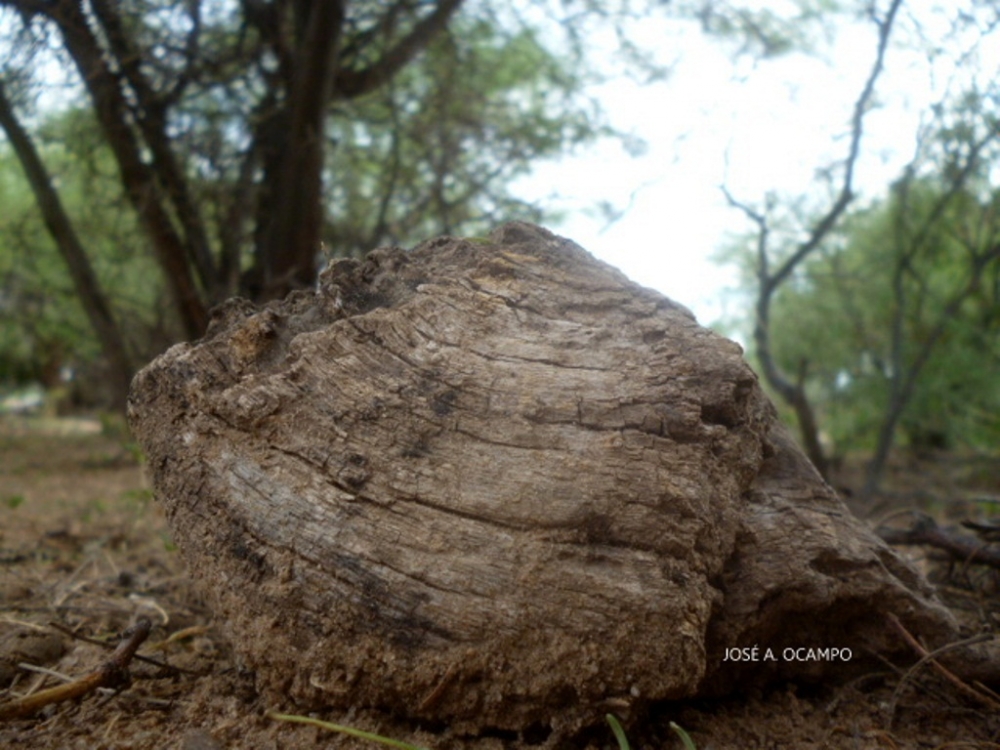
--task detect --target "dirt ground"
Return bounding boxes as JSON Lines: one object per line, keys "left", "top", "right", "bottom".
{"left": 1, "top": 417, "right": 999, "bottom": 749}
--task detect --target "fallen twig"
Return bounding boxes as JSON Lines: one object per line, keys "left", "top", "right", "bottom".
{"left": 48, "top": 620, "right": 202, "bottom": 675}
{"left": 885, "top": 612, "right": 1000, "bottom": 726}
{"left": 876, "top": 513, "right": 1000, "bottom": 569}
{"left": 417, "top": 663, "right": 460, "bottom": 712}
{"left": 0, "top": 617, "right": 151, "bottom": 721}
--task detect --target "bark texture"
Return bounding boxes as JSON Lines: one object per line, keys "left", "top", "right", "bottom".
{"left": 128, "top": 222, "right": 956, "bottom": 733}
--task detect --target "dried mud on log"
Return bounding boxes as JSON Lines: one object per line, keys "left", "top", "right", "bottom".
{"left": 127, "top": 222, "right": 957, "bottom": 735}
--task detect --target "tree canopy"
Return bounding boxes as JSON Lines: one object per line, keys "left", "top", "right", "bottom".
{"left": 0, "top": 0, "right": 833, "bottom": 409}
{"left": 767, "top": 177, "right": 1000, "bottom": 450}
{"left": 719, "top": 3, "right": 1000, "bottom": 495}
{"left": 0, "top": 0, "right": 614, "bottom": 406}
{"left": 8, "top": 0, "right": 995, "bottom": 500}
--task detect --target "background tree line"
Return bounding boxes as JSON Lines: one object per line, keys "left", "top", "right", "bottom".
{"left": 0, "top": 0, "right": 819, "bottom": 407}
{"left": 0, "top": 0, "right": 599, "bottom": 407}
{"left": 0, "top": 0, "right": 997, "bottom": 499}
{"left": 719, "top": 1, "right": 1000, "bottom": 498}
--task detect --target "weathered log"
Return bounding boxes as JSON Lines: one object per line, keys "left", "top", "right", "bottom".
{"left": 128, "top": 222, "right": 956, "bottom": 734}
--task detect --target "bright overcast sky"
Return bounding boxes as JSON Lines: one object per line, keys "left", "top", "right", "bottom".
{"left": 515, "top": 3, "right": 987, "bottom": 328}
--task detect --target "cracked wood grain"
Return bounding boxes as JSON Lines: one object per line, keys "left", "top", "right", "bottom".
{"left": 128, "top": 222, "right": 958, "bottom": 734}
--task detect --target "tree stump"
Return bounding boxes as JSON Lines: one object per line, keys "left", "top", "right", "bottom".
{"left": 128, "top": 222, "right": 955, "bottom": 734}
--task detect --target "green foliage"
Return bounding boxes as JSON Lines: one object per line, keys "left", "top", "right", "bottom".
{"left": 694, "top": 0, "right": 841, "bottom": 58}
{"left": 606, "top": 714, "right": 698, "bottom": 750}
{"left": 3, "top": 494, "right": 25, "bottom": 509}
{"left": 759, "top": 177, "right": 1000, "bottom": 455}
{"left": 0, "top": 2, "right": 611, "bottom": 392}
{"left": 325, "top": 15, "right": 605, "bottom": 252}
{"left": 0, "top": 148, "right": 93, "bottom": 383}
{"left": 0, "top": 108, "right": 172, "bottom": 388}
{"left": 0, "top": 0, "right": 852, "bottom": 398}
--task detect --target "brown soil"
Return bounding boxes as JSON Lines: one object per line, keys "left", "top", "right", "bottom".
{"left": 1, "top": 418, "right": 998, "bottom": 749}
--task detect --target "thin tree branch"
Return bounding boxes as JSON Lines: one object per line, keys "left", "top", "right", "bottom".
{"left": 34, "top": 0, "right": 208, "bottom": 336}
{"left": 370, "top": 86, "right": 405, "bottom": 248}
{"left": 768, "top": 0, "right": 904, "bottom": 293}
{"left": 885, "top": 612, "right": 1000, "bottom": 722}
{"left": 336, "top": 0, "right": 465, "bottom": 98}
{"left": 722, "top": 0, "right": 904, "bottom": 478}
{"left": 88, "top": 0, "right": 218, "bottom": 296}
{"left": 0, "top": 618, "right": 152, "bottom": 721}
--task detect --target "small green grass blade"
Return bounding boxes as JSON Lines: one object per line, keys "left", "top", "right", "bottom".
{"left": 267, "top": 711, "right": 431, "bottom": 750}
{"left": 605, "top": 713, "right": 631, "bottom": 750}
{"left": 669, "top": 720, "right": 697, "bottom": 750}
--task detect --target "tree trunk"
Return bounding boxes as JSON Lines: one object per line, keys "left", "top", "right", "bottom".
{"left": 260, "top": 0, "right": 345, "bottom": 298}
{"left": 725, "top": 0, "right": 904, "bottom": 482}
{"left": 0, "top": 81, "right": 132, "bottom": 410}
{"left": 861, "top": 244, "right": 1000, "bottom": 501}
{"left": 128, "top": 222, "right": 956, "bottom": 737}
{"left": 753, "top": 291, "right": 830, "bottom": 479}
{"left": 88, "top": 0, "right": 219, "bottom": 300}
{"left": 44, "top": 0, "right": 209, "bottom": 338}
